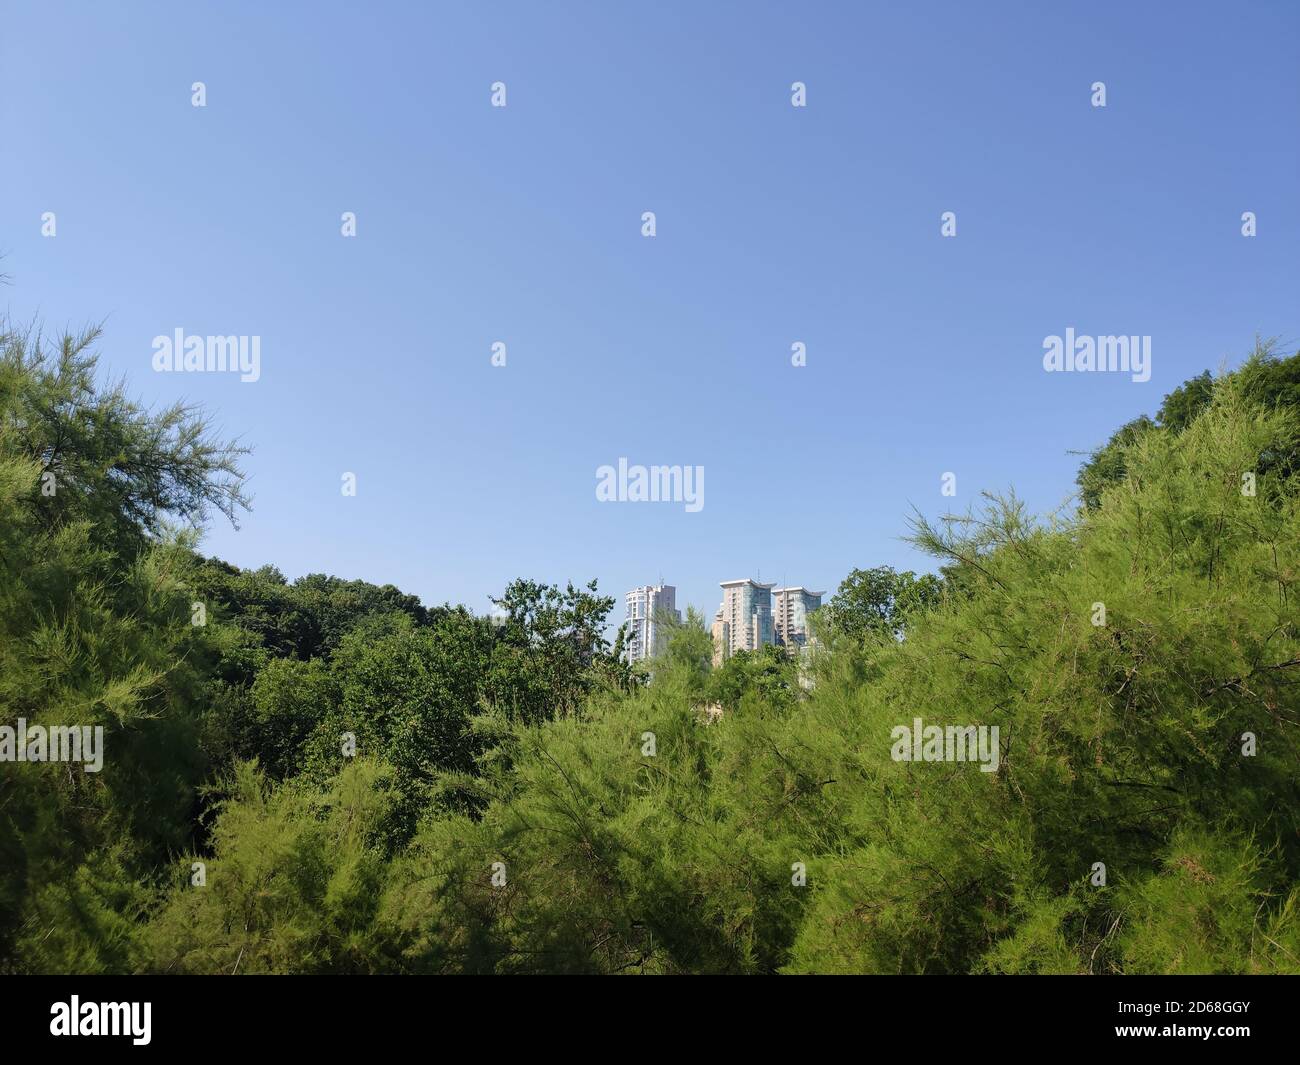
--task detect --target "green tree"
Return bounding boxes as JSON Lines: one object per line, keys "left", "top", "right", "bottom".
{"left": 141, "top": 759, "right": 398, "bottom": 974}
{"left": 0, "top": 319, "right": 247, "bottom": 972}
{"left": 1077, "top": 339, "right": 1299, "bottom": 508}
{"left": 486, "top": 579, "right": 618, "bottom": 722}
{"left": 821, "top": 565, "right": 942, "bottom": 641}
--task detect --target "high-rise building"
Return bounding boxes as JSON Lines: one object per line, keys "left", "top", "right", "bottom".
{"left": 772, "top": 586, "right": 824, "bottom": 651}
{"left": 710, "top": 609, "right": 730, "bottom": 667}
{"left": 623, "top": 584, "right": 680, "bottom": 663}
{"left": 715, "top": 578, "right": 775, "bottom": 657}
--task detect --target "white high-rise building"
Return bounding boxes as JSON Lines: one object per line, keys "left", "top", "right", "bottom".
{"left": 715, "top": 578, "right": 775, "bottom": 657}
{"left": 623, "top": 584, "right": 680, "bottom": 663}
{"left": 772, "top": 586, "right": 824, "bottom": 651}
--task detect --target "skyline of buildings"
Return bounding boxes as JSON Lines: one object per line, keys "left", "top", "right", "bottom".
{"left": 623, "top": 577, "right": 823, "bottom": 667}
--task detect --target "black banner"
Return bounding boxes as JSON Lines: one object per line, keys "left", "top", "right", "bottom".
{"left": 2, "top": 975, "right": 1293, "bottom": 1052}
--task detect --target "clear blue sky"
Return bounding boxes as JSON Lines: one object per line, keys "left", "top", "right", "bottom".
{"left": 3, "top": 1, "right": 1297, "bottom": 627}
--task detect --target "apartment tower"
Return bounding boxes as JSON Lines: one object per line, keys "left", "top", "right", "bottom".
{"left": 715, "top": 578, "right": 775, "bottom": 658}
{"left": 772, "top": 586, "right": 824, "bottom": 651}
{"left": 623, "top": 584, "right": 680, "bottom": 663}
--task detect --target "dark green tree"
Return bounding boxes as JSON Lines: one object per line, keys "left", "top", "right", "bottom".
{"left": 821, "top": 565, "right": 942, "bottom": 641}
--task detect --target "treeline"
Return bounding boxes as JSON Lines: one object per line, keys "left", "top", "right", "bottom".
{"left": 2, "top": 319, "right": 1299, "bottom": 973}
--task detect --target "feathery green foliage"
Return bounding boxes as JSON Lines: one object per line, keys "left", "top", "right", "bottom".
{"left": 4, "top": 322, "right": 1298, "bottom": 974}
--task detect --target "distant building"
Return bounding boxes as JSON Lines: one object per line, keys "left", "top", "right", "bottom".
{"left": 772, "top": 586, "right": 824, "bottom": 652}
{"left": 623, "top": 584, "right": 680, "bottom": 663}
{"left": 710, "top": 609, "right": 730, "bottom": 667}
{"left": 715, "top": 578, "right": 775, "bottom": 658}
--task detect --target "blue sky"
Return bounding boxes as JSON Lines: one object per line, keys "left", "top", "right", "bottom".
{"left": 2, "top": 0, "right": 1297, "bottom": 627}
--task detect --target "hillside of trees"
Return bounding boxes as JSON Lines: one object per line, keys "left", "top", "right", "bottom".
{"left": 3, "top": 319, "right": 1299, "bottom": 974}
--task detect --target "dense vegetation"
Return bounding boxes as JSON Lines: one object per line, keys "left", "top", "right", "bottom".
{"left": 2, "top": 318, "right": 1298, "bottom": 974}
